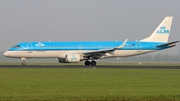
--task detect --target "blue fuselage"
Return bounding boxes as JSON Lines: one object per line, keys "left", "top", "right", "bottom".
{"left": 8, "top": 41, "right": 167, "bottom": 51}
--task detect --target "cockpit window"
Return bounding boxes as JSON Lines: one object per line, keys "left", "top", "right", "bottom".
{"left": 17, "top": 45, "right": 20, "bottom": 48}
{"left": 12, "top": 45, "right": 20, "bottom": 48}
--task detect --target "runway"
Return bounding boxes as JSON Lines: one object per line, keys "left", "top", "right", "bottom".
{"left": 0, "top": 65, "right": 180, "bottom": 69}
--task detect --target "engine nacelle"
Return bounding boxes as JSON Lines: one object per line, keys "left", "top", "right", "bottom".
{"left": 58, "top": 54, "right": 82, "bottom": 63}
{"left": 66, "top": 54, "right": 81, "bottom": 62}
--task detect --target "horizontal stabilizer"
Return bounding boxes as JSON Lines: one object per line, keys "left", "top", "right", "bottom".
{"left": 156, "top": 41, "right": 180, "bottom": 47}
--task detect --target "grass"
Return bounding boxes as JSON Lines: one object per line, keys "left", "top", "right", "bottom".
{"left": 0, "top": 66, "right": 180, "bottom": 101}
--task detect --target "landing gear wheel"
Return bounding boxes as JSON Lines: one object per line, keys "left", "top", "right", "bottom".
{"left": 22, "top": 62, "right": 26, "bottom": 66}
{"left": 84, "top": 61, "right": 91, "bottom": 66}
{"left": 91, "top": 61, "right": 96, "bottom": 66}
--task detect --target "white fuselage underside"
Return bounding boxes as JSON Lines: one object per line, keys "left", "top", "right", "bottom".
{"left": 5, "top": 50, "right": 155, "bottom": 59}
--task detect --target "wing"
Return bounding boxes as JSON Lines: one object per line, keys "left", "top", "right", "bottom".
{"left": 82, "top": 39, "right": 128, "bottom": 59}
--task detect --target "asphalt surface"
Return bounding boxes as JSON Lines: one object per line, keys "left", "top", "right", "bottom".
{"left": 0, "top": 65, "right": 180, "bottom": 69}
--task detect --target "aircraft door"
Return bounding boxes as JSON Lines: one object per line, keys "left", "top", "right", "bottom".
{"left": 79, "top": 44, "right": 82, "bottom": 50}
{"left": 27, "top": 42, "right": 32, "bottom": 53}
{"left": 136, "top": 41, "right": 141, "bottom": 52}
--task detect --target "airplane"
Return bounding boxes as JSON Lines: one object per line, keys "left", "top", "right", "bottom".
{"left": 3, "top": 16, "right": 180, "bottom": 66}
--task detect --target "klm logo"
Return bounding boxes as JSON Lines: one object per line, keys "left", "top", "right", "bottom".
{"left": 36, "top": 42, "right": 45, "bottom": 47}
{"left": 156, "top": 26, "right": 170, "bottom": 34}
{"left": 71, "top": 55, "right": 76, "bottom": 60}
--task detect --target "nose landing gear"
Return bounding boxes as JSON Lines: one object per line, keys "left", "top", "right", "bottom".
{"left": 21, "top": 58, "right": 26, "bottom": 66}
{"left": 22, "top": 62, "right": 26, "bottom": 66}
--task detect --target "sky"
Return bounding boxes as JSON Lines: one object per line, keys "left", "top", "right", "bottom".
{"left": 0, "top": 0, "right": 180, "bottom": 55}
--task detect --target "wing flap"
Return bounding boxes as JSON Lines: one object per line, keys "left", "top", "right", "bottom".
{"left": 83, "top": 49, "right": 114, "bottom": 55}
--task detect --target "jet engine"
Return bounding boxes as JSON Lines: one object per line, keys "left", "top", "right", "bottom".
{"left": 58, "top": 54, "right": 82, "bottom": 63}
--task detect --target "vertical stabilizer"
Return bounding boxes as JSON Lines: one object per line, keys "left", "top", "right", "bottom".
{"left": 141, "top": 16, "right": 173, "bottom": 43}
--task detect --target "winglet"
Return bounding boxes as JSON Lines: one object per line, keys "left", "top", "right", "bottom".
{"left": 114, "top": 39, "right": 128, "bottom": 50}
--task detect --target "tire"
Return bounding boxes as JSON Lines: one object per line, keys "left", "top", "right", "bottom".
{"left": 84, "top": 61, "right": 91, "bottom": 66}
{"left": 91, "top": 61, "right": 96, "bottom": 66}
{"left": 22, "top": 62, "right": 26, "bottom": 66}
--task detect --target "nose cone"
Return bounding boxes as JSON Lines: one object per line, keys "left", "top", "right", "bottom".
{"left": 3, "top": 51, "right": 10, "bottom": 57}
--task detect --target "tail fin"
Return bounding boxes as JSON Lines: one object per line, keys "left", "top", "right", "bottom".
{"left": 141, "top": 16, "right": 173, "bottom": 43}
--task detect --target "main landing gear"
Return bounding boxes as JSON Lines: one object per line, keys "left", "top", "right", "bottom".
{"left": 84, "top": 60, "right": 97, "bottom": 66}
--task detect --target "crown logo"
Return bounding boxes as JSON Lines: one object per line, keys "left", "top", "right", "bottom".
{"left": 160, "top": 26, "right": 166, "bottom": 29}
{"left": 156, "top": 25, "right": 169, "bottom": 34}
{"left": 36, "top": 42, "right": 45, "bottom": 46}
